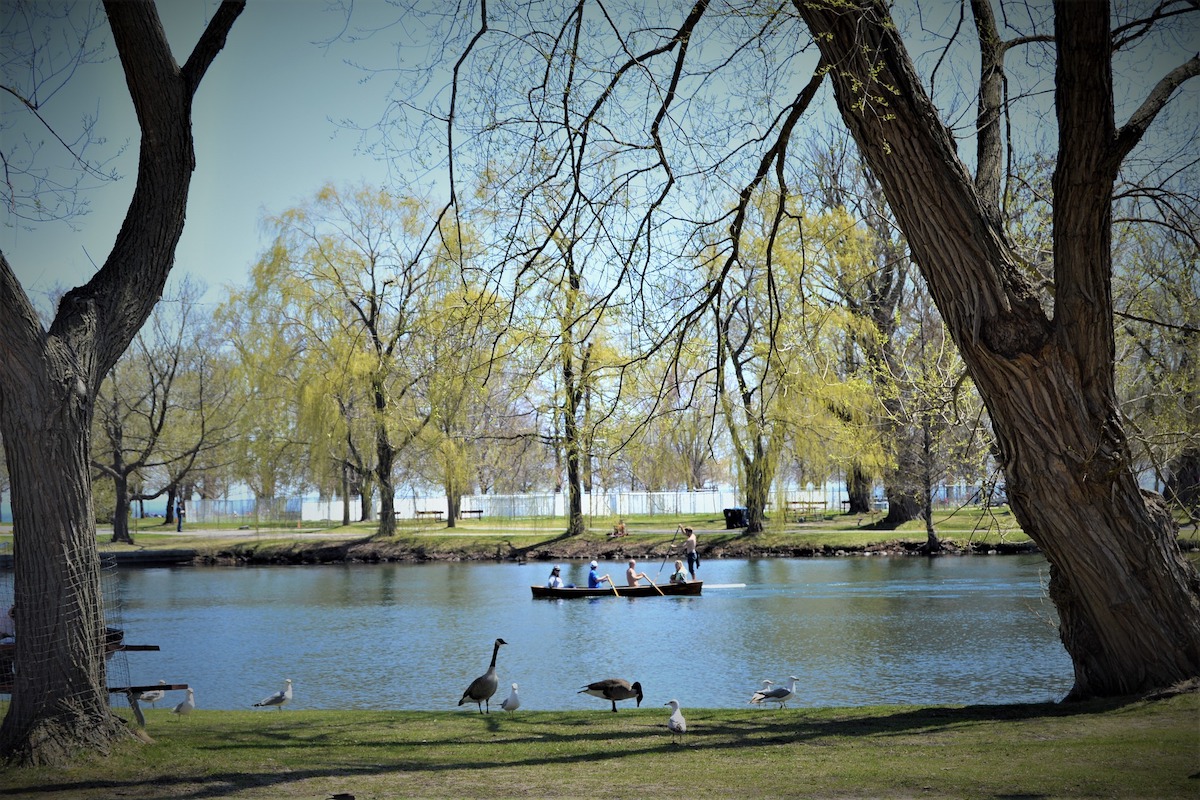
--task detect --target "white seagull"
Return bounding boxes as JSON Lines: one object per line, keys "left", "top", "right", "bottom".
{"left": 253, "top": 678, "right": 293, "bottom": 710}
{"left": 172, "top": 687, "right": 195, "bottom": 716}
{"left": 749, "top": 676, "right": 798, "bottom": 708}
{"left": 665, "top": 699, "right": 687, "bottom": 744}
{"left": 136, "top": 679, "right": 167, "bottom": 708}
{"left": 751, "top": 679, "right": 774, "bottom": 702}
{"left": 500, "top": 682, "right": 520, "bottom": 712}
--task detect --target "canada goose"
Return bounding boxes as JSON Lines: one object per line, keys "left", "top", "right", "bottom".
{"left": 578, "top": 678, "right": 643, "bottom": 712}
{"left": 500, "top": 682, "right": 520, "bottom": 712}
{"left": 136, "top": 679, "right": 167, "bottom": 708}
{"left": 172, "top": 687, "right": 195, "bottom": 716}
{"left": 459, "top": 638, "right": 507, "bottom": 713}
{"left": 749, "top": 676, "right": 798, "bottom": 708}
{"left": 253, "top": 678, "right": 293, "bottom": 710}
{"left": 665, "top": 699, "right": 687, "bottom": 744}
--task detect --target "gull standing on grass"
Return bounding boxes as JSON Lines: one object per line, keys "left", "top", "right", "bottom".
{"left": 172, "top": 687, "right": 195, "bottom": 716}
{"left": 500, "top": 682, "right": 520, "bottom": 712}
{"left": 749, "top": 676, "right": 798, "bottom": 708}
{"left": 253, "top": 678, "right": 293, "bottom": 710}
{"left": 665, "top": 699, "right": 687, "bottom": 744}
{"left": 750, "top": 679, "right": 774, "bottom": 702}
{"left": 136, "top": 679, "right": 167, "bottom": 708}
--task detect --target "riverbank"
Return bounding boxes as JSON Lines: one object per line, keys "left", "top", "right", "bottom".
{"left": 2, "top": 511, "right": 1196, "bottom": 568}
{"left": 2, "top": 687, "right": 1196, "bottom": 799}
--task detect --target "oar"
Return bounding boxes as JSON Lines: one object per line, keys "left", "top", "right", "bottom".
{"left": 607, "top": 576, "right": 619, "bottom": 597}
{"left": 657, "top": 524, "right": 683, "bottom": 578}
{"left": 646, "top": 579, "right": 665, "bottom": 596}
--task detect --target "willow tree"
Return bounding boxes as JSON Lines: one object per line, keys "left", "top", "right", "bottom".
{"left": 232, "top": 184, "right": 446, "bottom": 536}
{"left": 795, "top": 0, "right": 1200, "bottom": 696}
{"left": 0, "top": 0, "right": 244, "bottom": 764}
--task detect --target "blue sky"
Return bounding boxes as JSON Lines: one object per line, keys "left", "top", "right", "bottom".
{"left": 4, "top": 1, "right": 1195, "bottom": 317}
{"left": 4, "top": 0, "right": 410, "bottom": 311}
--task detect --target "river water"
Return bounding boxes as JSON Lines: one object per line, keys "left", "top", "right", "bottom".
{"left": 106, "top": 554, "right": 1074, "bottom": 712}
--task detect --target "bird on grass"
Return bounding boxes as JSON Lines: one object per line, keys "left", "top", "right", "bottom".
{"left": 459, "top": 638, "right": 507, "bottom": 714}
{"left": 253, "top": 678, "right": 293, "bottom": 710}
{"left": 750, "top": 676, "right": 798, "bottom": 708}
{"left": 578, "top": 678, "right": 643, "bottom": 712}
{"left": 500, "top": 682, "right": 520, "bottom": 712}
{"left": 136, "top": 679, "right": 167, "bottom": 708}
{"left": 665, "top": 699, "right": 687, "bottom": 744}
{"left": 751, "top": 679, "right": 773, "bottom": 701}
{"left": 172, "top": 687, "right": 195, "bottom": 716}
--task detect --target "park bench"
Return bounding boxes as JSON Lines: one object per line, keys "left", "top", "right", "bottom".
{"left": 460, "top": 509, "right": 483, "bottom": 519}
{"left": 785, "top": 500, "right": 829, "bottom": 522}
{"left": 0, "top": 629, "right": 188, "bottom": 726}
{"left": 415, "top": 509, "right": 444, "bottom": 520}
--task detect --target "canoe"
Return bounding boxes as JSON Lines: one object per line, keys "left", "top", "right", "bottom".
{"left": 531, "top": 581, "right": 702, "bottom": 599}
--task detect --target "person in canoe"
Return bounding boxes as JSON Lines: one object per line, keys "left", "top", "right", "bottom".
{"left": 547, "top": 566, "right": 575, "bottom": 588}
{"left": 625, "top": 559, "right": 650, "bottom": 587}
{"left": 588, "top": 561, "right": 613, "bottom": 589}
{"left": 669, "top": 560, "right": 690, "bottom": 583}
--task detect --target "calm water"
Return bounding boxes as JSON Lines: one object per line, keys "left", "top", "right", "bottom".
{"left": 106, "top": 555, "right": 1073, "bottom": 712}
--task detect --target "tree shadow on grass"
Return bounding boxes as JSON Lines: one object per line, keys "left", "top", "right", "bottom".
{"left": 12, "top": 698, "right": 1150, "bottom": 800}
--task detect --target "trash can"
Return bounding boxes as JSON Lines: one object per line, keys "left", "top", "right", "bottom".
{"left": 723, "top": 507, "right": 748, "bottom": 529}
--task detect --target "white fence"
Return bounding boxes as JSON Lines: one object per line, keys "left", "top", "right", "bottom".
{"left": 193, "top": 482, "right": 997, "bottom": 525}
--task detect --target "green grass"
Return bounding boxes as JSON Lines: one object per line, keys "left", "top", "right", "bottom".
{"left": 0, "top": 692, "right": 1196, "bottom": 799}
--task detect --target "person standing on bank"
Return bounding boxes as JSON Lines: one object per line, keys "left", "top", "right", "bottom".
{"left": 176, "top": 497, "right": 186, "bottom": 532}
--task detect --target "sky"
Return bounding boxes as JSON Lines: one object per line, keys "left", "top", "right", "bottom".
{"left": 4, "top": 0, "right": 414, "bottom": 312}
{"left": 4, "top": 1, "right": 1195, "bottom": 317}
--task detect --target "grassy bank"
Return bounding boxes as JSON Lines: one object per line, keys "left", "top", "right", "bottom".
{"left": 1, "top": 690, "right": 1196, "bottom": 799}
{"left": 3, "top": 506, "right": 1197, "bottom": 565}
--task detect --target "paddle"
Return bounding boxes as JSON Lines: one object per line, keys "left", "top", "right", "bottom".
{"left": 606, "top": 575, "right": 619, "bottom": 597}
{"left": 657, "top": 524, "right": 683, "bottom": 578}
{"left": 645, "top": 579, "right": 665, "bottom": 596}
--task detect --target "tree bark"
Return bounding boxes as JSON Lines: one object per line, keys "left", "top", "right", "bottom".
{"left": 796, "top": 0, "right": 1200, "bottom": 698}
{"left": 0, "top": 1, "right": 245, "bottom": 764}
{"left": 845, "top": 464, "right": 871, "bottom": 514}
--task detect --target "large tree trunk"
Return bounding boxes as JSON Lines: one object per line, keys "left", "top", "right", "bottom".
{"left": 0, "top": 2, "right": 244, "bottom": 764}
{"left": 845, "top": 464, "right": 871, "bottom": 515}
{"left": 375, "top": 423, "right": 396, "bottom": 536}
{"left": 798, "top": 0, "right": 1200, "bottom": 698}
{"left": 110, "top": 472, "right": 133, "bottom": 544}
{"left": 0, "top": 359, "right": 122, "bottom": 764}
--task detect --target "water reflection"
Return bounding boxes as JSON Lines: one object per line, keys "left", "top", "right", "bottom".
{"left": 109, "top": 555, "right": 1072, "bottom": 711}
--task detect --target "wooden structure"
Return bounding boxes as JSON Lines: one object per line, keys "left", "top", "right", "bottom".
{"left": 785, "top": 500, "right": 831, "bottom": 521}
{"left": 0, "top": 627, "right": 188, "bottom": 727}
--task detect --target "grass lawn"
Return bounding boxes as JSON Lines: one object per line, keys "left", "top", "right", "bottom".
{"left": 0, "top": 691, "right": 1195, "bottom": 799}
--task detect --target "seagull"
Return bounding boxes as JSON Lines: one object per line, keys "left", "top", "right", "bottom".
{"left": 750, "top": 676, "right": 798, "bottom": 708}
{"left": 459, "top": 638, "right": 507, "bottom": 714}
{"left": 136, "top": 679, "right": 167, "bottom": 708}
{"left": 172, "top": 687, "right": 195, "bottom": 716}
{"left": 751, "top": 679, "right": 774, "bottom": 702}
{"left": 500, "top": 682, "right": 520, "bottom": 712}
{"left": 665, "top": 699, "right": 687, "bottom": 744}
{"left": 253, "top": 678, "right": 293, "bottom": 710}
{"left": 578, "top": 678, "right": 643, "bottom": 712}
